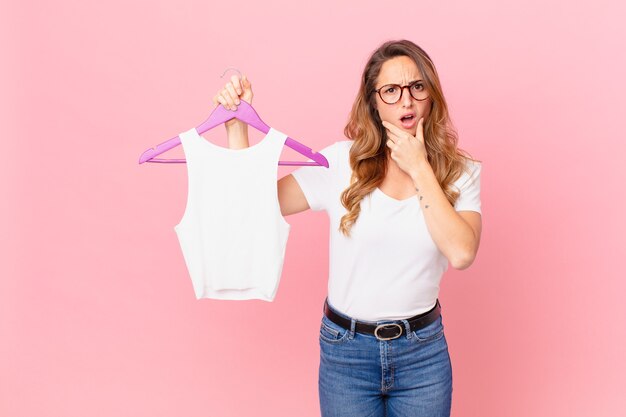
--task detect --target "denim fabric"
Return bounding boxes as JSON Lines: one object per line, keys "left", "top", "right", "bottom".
{"left": 318, "top": 299, "right": 452, "bottom": 417}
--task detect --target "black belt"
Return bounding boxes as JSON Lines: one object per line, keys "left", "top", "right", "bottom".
{"left": 323, "top": 298, "right": 441, "bottom": 341}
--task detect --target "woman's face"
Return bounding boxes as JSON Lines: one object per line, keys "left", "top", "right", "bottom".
{"left": 373, "top": 55, "right": 432, "bottom": 136}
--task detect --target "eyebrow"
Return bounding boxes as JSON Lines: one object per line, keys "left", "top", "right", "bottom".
{"left": 380, "top": 79, "right": 424, "bottom": 86}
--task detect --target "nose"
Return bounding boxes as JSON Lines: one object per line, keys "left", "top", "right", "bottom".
{"left": 400, "top": 86, "right": 413, "bottom": 107}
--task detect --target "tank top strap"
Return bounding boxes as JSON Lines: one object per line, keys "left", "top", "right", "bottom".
{"left": 265, "top": 127, "right": 288, "bottom": 165}
{"left": 177, "top": 127, "right": 201, "bottom": 166}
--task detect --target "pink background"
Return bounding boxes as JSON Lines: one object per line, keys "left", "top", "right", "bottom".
{"left": 2, "top": 1, "right": 625, "bottom": 416}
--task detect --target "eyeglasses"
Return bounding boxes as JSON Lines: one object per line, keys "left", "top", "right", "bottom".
{"left": 372, "top": 80, "right": 429, "bottom": 104}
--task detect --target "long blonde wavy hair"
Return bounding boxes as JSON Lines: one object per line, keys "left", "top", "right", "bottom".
{"left": 339, "top": 39, "right": 479, "bottom": 237}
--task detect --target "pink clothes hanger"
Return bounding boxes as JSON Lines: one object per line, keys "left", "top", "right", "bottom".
{"left": 138, "top": 68, "right": 329, "bottom": 167}
{"left": 138, "top": 100, "right": 328, "bottom": 167}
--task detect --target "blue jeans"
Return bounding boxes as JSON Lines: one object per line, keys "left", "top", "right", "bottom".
{"left": 318, "top": 299, "right": 452, "bottom": 417}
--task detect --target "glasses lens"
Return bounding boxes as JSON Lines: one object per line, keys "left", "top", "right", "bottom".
{"left": 409, "top": 82, "right": 428, "bottom": 101}
{"left": 379, "top": 85, "right": 401, "bottom": 104}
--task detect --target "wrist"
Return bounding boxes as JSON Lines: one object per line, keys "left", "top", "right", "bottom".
{"left": 225, "top": 120, "right": 249, "bottom": 149}
{"left": 225, "top": 118, "right": 246, "bottom": 129}
{"left": 409, "top": 158, "right": 432, "bottom": 182}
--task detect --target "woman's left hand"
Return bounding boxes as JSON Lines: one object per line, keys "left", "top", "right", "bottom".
{"left": 382, "top": 118, "right": 429, "bottom": 177}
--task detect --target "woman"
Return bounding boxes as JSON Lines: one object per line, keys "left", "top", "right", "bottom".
{"left": 213, "top": 39, "right": 482, "bottom": 417}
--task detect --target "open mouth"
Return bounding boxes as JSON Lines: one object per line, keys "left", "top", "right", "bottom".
{"left": 400, "top": 114, "right": 417, "bottom": 128}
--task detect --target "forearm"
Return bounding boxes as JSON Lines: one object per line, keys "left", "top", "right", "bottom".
{"left": 225, "top": 120, "right": 249, "bottom": 149}
{"left": 410, "top": 162, "right": 477, "bottom": 269}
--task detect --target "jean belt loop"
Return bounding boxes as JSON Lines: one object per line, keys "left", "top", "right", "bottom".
{"left": 400, "top": 319, "right": 412, "bottom": 339}
{"left": 349, "top": 317, "right": 357, "bottom": 340}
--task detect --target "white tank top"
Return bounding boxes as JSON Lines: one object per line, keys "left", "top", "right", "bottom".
{"left": 174, "top": 126, "right": 291, "bottom": 301}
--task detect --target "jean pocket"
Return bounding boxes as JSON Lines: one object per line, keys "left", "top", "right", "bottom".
{"left": 411, "top": 315, "right": 444, "bottom": 343}
{"left": 319, "top": 315, "right": 350, "bottom": 344}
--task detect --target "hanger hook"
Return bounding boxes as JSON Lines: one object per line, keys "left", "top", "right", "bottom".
{"left": 220, "top": 67, "right": 243, "bottom": 79}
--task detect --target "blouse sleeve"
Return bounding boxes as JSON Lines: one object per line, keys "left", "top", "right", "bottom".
{"left": 453, "top": 160, "right": 482, "bottom": 214}
{"left": 290, "top": 141, "right": 340, "bottom": 212}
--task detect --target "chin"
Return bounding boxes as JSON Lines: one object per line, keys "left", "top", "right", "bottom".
{"left": 403, "top": 126, "right": 417, "bottom": 135}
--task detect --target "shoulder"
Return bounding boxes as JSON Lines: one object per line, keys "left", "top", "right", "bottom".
{"left": 321, "top": 140, "right": 353, "bottom": 153}
{"left": 465, "top": 159, "right": 482, "bottom": 175}
{"left": 462, "top": 158, "right": 481, "bottom": 175}
{"left": 453, "top": 158, "right": 482, "bottom": 190}
{"left": 336, "top": 140, "right": 353, "bottom": 154}
{"left": 315, "top": 140, "right": 353, "bottom": 166}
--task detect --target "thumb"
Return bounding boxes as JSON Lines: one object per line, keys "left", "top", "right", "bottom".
{"left": 240, "top": 75, "right": 253, "bottom": 104}
{"left": 242, "top": 75, "right": 251, "bottom": 89}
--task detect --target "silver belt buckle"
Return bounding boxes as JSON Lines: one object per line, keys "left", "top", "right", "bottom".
{"left": 374, "top": 323, "right": 403, "bottom": 340}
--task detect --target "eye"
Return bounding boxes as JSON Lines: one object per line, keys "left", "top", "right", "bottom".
{"left": 412, "top": 83, "right": 424, "bottom": 91}
{"left": 384, "top": 86, "right": 396, "bottom": 94}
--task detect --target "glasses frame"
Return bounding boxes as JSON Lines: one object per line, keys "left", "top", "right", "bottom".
{"left": 372, "top": 80, "right": 429, "bottom": 104}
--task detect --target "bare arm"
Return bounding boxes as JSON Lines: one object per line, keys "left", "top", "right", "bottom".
{"left": 214, "top": 75, "right": 311, "bottom": 217}
{"left": 277, "top": 174, "right": 310, "bottom": 216}
{"left": 383, "top": 119, "right": 482, "bottom": 270}
{"left": 409, "top": 161, "right": 482, "bottom": 270}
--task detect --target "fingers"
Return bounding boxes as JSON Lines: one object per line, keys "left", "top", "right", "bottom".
{"left": 213, "top": 74, "right": 245, "bottom": 111}
{"left": 225, "top": 83, "right": 240, "bottom": 108}
{"left": 230, "top": 74, "right": 243, "bottom": 95}
{"left": 385, "top": 128, "right": 398, "bottom": 144}
{"left": 386, "top": 138, "right": 399, "bottom": 153}
{"left": 213, "top": 87, "right": 234, "bottom": 109}
{"left": 240, "top": 75, "right": 253, "bottom": 103}
{"left": 382, "top": 120, "right": 407, "bottom": 134}
{"left": 414, "top": 117, "right": 425, "bottom": 143}
{"left": 214, "top": 93, "right": 229, "bottom": 109}
{"left": 382, "top": 121, "right": 408, "bottom": 145}
{"left": 221, "top": 90, "right": 236, "bottom": 111}
{"left": 212, "top": 73, "right": 254, "bottom": 110}
{"left": 225, "top": 75, "right": 241, "bottom": 108}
